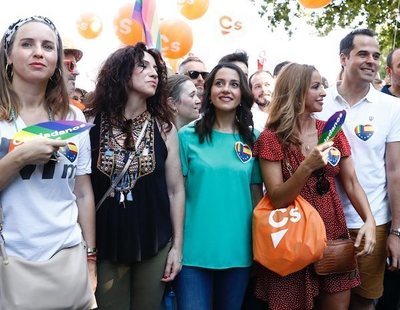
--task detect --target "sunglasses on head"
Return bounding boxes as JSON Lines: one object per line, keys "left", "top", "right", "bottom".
{"left": 187, "top": 70, "right": 208, "bottom": 79}
{"left": 64, "top": 60, "right": 77, "bottom": 73}
{"left": 313, "top": 168, "right": 330, "bottom": 195}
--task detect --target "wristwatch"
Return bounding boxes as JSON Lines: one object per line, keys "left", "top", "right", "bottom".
{"left": 389, "top": 228, "right": 400, "bottom": 238}
{"left": 87, "top": 247, "right": 97, "bottom": 255}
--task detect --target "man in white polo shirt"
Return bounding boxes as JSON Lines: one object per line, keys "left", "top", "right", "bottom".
{"left": 317, "top": 29, "right": 400, "bottom": 310}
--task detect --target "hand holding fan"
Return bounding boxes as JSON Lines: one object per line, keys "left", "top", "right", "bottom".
{"left": 8, "top": 120, "right": 94, "bottom": 153}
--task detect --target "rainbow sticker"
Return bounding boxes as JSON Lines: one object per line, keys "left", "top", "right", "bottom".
{"left": 59, "top": 142, "right": 78, "bottom": 162}
{"left": 354, "top": 124, "right": 374, "bottom": 141}
{"left": 235, "top": 141, "right": 252, "bottom": 163}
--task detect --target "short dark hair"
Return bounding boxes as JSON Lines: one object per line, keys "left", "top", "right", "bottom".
{"left": 387, "top": 48, "right": 400, "bottom": 69}
{"left": 218, "top": 50, "right": 249, "bottom": 68}
{"left": 339, "top": 29, "right": 376, "bottom": 56}
{"left": 273, "top": 61, "right": 290, "bottom": 77}
{"left": 248, "top": 70, "right": 273, "bottom": 89}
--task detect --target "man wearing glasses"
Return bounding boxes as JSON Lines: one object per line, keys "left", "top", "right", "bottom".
{"left": 63, "top": 38, "right": 85, "bottom": 110}
{"left": 178, "top": 56, "right": 208, "bottom": 103}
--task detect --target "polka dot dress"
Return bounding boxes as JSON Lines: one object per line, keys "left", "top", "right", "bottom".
{"left": 252, "top": 120, "right": 360, "bottom": 310}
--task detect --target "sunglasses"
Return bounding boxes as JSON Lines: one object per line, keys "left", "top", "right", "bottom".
{"left": 64, "top": 60, "right": 77, "bottom": 73}
{"left": 186, "top": 70, "right": 208, "bottom": 79}
{"left": 313, "top": 168, "right": 330, "bottom": 195}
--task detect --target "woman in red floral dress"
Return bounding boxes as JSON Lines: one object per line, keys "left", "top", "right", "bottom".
{"left": 253, "top": 63, "right": 376, "bottom": 310}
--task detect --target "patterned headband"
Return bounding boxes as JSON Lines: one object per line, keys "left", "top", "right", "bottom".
{"left": 4, "top": 16, "right": 59, "bottom": 54}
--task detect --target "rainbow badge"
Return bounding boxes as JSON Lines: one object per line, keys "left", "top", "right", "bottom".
{"left": 354, "top": 124, "right": 374, "bottom": 141}
{"left": 327, "top": 147, "right": 341, "bottom": 166}
{"left": 318, "top": 110, "right": 346, "bottom": 144}
{"left": 59, "top": 142, "right": 78, "bottom": 163}
{"left": 235, "top": 142, "right": 252, "bottom": 163}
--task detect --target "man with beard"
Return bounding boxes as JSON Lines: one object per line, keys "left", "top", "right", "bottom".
{"left": 249, "top": 70, "right": 274, "bottom": 132}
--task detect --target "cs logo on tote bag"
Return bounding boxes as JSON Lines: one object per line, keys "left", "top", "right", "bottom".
{"left": 253, "top": 195, "right": 327, "bottom": 276}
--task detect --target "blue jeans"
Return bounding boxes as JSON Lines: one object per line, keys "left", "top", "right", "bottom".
{"left": 175, "top": 265, "right": 250, "bottom": 310}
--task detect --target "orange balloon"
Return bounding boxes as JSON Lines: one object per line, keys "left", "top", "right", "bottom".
{"left": 76, "top": 12, "right": 103, "bottom": 39}
{"left": 160, "top": 19, "right": 193, "bottom": 59}
{"left": 178, "top": 0, "right": 209, "bottom": 20}
{"left": 298, "top": 0, "right": 332, "bottom": 8}
{"left": 114, "top": 3, "right": 145, "bottom": 45}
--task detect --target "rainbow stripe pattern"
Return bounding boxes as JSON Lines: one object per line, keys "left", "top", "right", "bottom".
{"left": 13, "top": 120, "right": 94, "bottom": 142}
{"left": 318, "top": 110, "right": 346, "bottom": 144}
{"left": 132, "top": 0, "right": 161, "bottom": 49}
{"left": 354, "top": 124, "right": 374, "bottom": 141}
{"left": 235, "top": 141, "right": 252, "bottom": 163}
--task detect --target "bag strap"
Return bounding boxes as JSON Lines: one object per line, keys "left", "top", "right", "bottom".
{"left": 0, "top": 199, "right": 9, "bottom": 264}
{"left": 95, "top": 119, "right": 149, "bottom": 212}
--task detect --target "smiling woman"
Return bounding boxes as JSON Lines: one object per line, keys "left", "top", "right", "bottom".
{"left": 175, "top": 62, "right": 263, "bottom": 309}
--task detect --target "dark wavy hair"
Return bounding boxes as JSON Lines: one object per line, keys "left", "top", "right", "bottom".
{"left": 195, "top": 62, "right": 255, "bottom": 147}
{"left": 87, "top": 42, "right": 172, "bottom": 131}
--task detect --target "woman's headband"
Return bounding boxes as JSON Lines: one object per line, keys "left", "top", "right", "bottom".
{"left": 4, "top": 16, "right": 59, "bottom": 54}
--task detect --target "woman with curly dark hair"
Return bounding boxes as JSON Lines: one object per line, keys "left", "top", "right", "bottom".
{"left": 176, "top": 62, "right": 263, "bottom": 309}
{"left": 87, "top": 42, "right": 184, "bottom": 310}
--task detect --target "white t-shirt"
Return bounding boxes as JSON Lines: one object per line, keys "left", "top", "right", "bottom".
{"left": 316, "top": 86, "right": 400, "bottom": 228}
{"left": 251, "top": 103, "right": 268, "bottom": 133}
{"left": 0, "top": 105, "right": 91, "bottom": 261}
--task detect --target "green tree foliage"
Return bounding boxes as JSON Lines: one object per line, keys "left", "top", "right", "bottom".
{"left": 252, "top": 0, "right": 400, "bottom": 58}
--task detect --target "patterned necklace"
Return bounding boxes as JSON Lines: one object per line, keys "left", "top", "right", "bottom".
{"left": 97, "top": 111, "right": 156, "bottom": 204}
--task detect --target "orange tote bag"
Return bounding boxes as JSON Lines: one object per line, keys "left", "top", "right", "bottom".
{"left": 253, "top": 195, "right": 327, "bottom": 276}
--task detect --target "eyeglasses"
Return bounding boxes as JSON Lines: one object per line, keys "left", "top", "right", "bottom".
{"left": 64, "top": 60, "right": 77, "bottom": 73}
{"left": 186, "top": 70, "right": 208, "bottom": 80}
{"left": 313, "top": 168, "right": 330, "bottom": 195}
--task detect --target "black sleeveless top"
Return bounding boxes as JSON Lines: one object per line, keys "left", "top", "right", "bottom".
{"left": 90, "top": 113, "right": 172, "bottom": 263}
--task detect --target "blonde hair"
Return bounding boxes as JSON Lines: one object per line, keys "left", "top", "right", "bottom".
{"left": 267, "top": 63, "right": 317, "bottom": 147}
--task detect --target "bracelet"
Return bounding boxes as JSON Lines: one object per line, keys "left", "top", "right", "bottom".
{"left": 87, "top": 247, "right": 97, "bottom": 255}
{"left": 389, "top": 228, "right": 400, "bottom": 238}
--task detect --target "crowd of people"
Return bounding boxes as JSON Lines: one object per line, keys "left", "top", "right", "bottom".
{"left": 1, "top": 14, "right": 400, "bottom": 310}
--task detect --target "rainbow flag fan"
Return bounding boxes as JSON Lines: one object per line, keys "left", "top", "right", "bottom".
{"left": 318, "top": 110, "right": 347, "bottom": 144}
{"left": 13, "top": 120, "right": 94, "bottom": 142}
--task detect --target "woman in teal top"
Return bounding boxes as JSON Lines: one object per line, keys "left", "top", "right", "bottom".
{"left": 176, "top": 62, "right": 263, "bottom": 310}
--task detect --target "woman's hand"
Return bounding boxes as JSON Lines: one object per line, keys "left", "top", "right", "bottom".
{"left": 16, "top": 137, "right": 66, "bottom": 165}
{"left": 303, "top": 141, "right": 333, "bottom": 172}
{"left": 161, "top": 246, "right": 182, "bottom": 282}
{"left": 354, "top": 218, "right": 376, "bottom": 256}
{"left": 87, "top": 260, "right": 97, "bottom": 292}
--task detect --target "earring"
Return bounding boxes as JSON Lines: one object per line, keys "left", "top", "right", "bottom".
{"left": 6, "top": 63, "right": 13, "bottom": 80}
